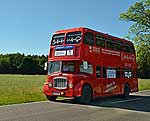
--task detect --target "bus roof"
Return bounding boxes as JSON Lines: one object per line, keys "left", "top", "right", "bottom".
{"left": 54, "top": 27, "right": 133, "bottom": 45}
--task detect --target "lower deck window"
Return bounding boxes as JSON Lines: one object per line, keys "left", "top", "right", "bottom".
{"left": 122, "top": 68, "right": 132, "bottom": 78}
{"left": 102, "top": 67, "right": 120, "bottom": 78}
{"left": 80, "top": 63, "right": 93, "bottom": 74}
{"left": 62, "top": 62, "right": 74, "bottom": 72}
{"left": 107, "top": 68, "right": 116, "bottom": 78}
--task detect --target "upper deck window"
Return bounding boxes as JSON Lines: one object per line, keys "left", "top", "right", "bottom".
{"left": 51, "top": 33, "right": 65, "bottom": 46}
{"left": 66, "top": 31, "right": 82, "bottom": 44}
{"left": 95, "top": 35, "right": 105, "bottom": 47}
{"left": 123, "top": 44, "right": 130, "bottom": 53}
{"left": 106, "top": 39, "right": 114, "bottom": 50}
{"left": 114, "top": 41, "right": 122, "bottom": 51}
{"left": 83, "top": 32, "right": 94, "bottom": 46}
{"left": 130, "top": 44, "right": 135, "bottom": 53}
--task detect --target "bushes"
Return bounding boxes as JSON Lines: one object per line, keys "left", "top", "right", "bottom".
{"left": 0, "top": 53, "right": 47, "bottom": 74}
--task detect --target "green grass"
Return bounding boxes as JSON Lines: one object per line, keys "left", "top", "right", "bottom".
{"left": 0, "top": 75, "right": 149, "bottom": 106}
{"left": 0, "top": 74, "right": 47, "bottom": 106}
{"left": 138, "top": 79, "right": 150, "bottom": 91}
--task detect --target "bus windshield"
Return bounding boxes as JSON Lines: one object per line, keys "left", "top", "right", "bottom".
{"left": 48, "top": 61, "right": 61, "bottom": 75}
{"left": 66, "top": 31, "right": 82, "bottom": 44}
{"left": 48, "top": 61, "right": 75, "bottom": 75}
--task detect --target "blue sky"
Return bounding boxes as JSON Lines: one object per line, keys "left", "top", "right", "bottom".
{"left": 0, "top": 0, "right": 138, "bottom": 55}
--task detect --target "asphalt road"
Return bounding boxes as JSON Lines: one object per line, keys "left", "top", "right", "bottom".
{"left": 0, "top": 90, "right": 150, "bottom": 121}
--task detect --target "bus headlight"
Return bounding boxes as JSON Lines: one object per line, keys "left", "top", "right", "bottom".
{"left": 69, "top": 83, "right": 73, "bottom": 88}
{"left": 48, "top": 83, "right": 53, "bottom": 88}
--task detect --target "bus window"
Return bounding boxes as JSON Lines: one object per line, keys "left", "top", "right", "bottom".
{"left": 106, "top": 67, "right": 116, "bottom": 78}
{"left": 122, "top": 68, "right": 132, "bottom": 78}
{"left": 51, "top": 33, "right": 65, "bottom": 46}
{"left": 123, "top": 44, "right": 130, "bottom": 53}
{"left": 48, "top": 61, "right": 61, "bottom": 75}
{"left": 114, "top": 42, "right": 122, "bottom": 51}
{"left": 80, "top": 62, "right": 93, "bottom": 74}
{"left": 95, "top": 35, "right": 105, "bottom": 47}
{"left": 96, "top": 66, "right": 101, "bottom": 78}
{"left": 106, "top": 39, "right": 114, "bottom": 50}
{"left": 66, "top": 31, "right": 82, "bottom": 44}
{"left": 62, "top": 61, "right": 75, "bottom": 72}
{"left": 130, "top": 44, "right": 135, "bottom": 53}
{"left": 83, "top": 32, "right": 94, "bottom": 46}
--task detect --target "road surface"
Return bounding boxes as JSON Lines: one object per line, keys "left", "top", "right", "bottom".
{"left": 0, "top": 90, "right": 150, "bottom": 121}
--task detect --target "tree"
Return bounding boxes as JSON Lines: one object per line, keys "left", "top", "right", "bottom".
{"left": 8, "top": 53, "right": 24, "bottom": 73}
{"left": 0, "top": 58, "right": 11, "bottom": 73}
{"left": 120, "top": 0, "right": 150, "bottom": 78}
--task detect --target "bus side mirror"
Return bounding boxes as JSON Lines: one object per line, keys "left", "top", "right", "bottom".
{"left": 83, "top": 61, "right": 88, "bottom": 70}
{"left": 44, "top": 62, "right": 48, "bottom": 71}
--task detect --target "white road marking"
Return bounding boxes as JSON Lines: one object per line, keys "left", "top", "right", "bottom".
{"left": 111, "top": 98, "right": 143, "bottom": 104}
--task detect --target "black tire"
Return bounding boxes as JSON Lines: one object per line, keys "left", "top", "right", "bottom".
{"left": 78, "top": 84, "right": 93, "bottom": 104}
{"left": 123, "top": 84, "right": 130, "bottom": 98}
{"left": 46, "top": 95, "right": 57, "bottom": 101}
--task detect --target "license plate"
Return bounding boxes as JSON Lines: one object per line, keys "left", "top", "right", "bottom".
{"left": 52, "top": 92, "right": 60, "bottom": 96}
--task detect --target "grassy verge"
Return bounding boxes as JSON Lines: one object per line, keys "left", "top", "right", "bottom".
{"left": 138, "top": 79, "right": 150, "bottom": 91}
{"left": 0, "top": 75, "right": 149, "bottom": 106}
{"left": 0, "top": 74, "right": 46, "bottom": 106}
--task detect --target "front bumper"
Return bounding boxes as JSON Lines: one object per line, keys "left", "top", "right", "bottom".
{"left": 43, "top": 84, "right": 74, "bottom": 97}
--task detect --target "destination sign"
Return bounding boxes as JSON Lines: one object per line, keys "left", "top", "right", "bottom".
{"left": 55, "top": 46, "right": 74, "bottom": 51}
{"left": 54, "top": 46, "right": 74, "bottom": 56}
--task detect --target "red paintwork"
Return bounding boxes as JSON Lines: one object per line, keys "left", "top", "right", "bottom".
{"left": 43, "top": 27, "right": 138, "bottom": 99}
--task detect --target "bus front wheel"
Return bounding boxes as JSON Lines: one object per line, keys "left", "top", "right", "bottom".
{"left": 77, "top": 84, "right": 92, "bottom": 104}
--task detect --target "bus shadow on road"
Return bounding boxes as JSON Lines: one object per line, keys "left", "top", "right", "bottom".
{"left": 55, "top": 95, "right": 150, "bottom": 113}
{"left": 91, "top": 95, "right": 150, "bottom": 112}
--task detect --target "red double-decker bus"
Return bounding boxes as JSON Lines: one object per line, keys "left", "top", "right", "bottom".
{"left": 43, "top": 27, "right": 138, "bottom": 104}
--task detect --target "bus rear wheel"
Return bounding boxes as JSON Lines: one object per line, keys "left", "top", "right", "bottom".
{"left": 78, "top": 84, "right": 92, "bottom": 104}
{"left": 46, "top": 95, "right": 57, "bottom": 101}
{"left": 123, "top": 84, "right": 130, "bottom": 98}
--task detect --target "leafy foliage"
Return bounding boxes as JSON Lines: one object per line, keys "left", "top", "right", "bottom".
{"left": 0, "top": 53, "right": 47, "bottom": 74}
{"left": 120, "top": 0, "right": 150, "bottom": 78}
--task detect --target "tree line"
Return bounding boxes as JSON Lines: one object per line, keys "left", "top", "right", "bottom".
{"left": 0, "top": 53, "right": 47, "bottom": 74}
